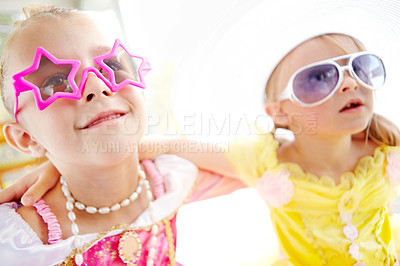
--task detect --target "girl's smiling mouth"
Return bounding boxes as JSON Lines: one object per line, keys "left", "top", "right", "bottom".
{"left": 78, "top": 111, "right": 127, "bottom": 129}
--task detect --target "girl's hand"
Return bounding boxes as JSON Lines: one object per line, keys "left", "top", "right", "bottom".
{"left": 0, "top": 161, "right": 59, "bottom": 206}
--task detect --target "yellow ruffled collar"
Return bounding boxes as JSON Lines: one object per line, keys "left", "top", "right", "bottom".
{"left": 265, "top": 134, "right": 400, "bottom": 188}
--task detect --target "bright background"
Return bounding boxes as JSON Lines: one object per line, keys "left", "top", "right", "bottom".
{"left": 1, "top": 0, "right": 400, "bottom": 265}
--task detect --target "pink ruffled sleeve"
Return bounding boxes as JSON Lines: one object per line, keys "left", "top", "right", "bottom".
{"left": 32, "top": 199, "right": 62, "bottom": 244}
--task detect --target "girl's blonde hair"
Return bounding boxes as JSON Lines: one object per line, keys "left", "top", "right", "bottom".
{"left": 265, "top": 33, "right": 400, "bottom": 146}
{"left": 0, "top": 4, "right": 77, "bottom": 117}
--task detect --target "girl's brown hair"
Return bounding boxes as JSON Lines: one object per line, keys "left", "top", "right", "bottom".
{"left": 265, "top": 33, "right": 400, "bottom": 146}
{"left": 0, "top": 4, "right": 77, "bottom": 117}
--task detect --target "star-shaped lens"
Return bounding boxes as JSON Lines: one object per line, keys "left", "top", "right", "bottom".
{"left": 94, "top": 39, "right": 151, "bottom": 92}
{"left": 13, "top": 47, "right": 81, "bottom": 121}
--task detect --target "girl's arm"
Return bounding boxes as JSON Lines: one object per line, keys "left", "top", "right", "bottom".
{"left": 140, "top": 136, "right": 247, "bottom": 202}
{"left": 140, "top": 135, "right": 238, "bottom": 178}
{"left": 0, "top": 136, "right": 239, "bottom": 205}
{"left": 0, "top": 161, "right": 59, "bottom": 205}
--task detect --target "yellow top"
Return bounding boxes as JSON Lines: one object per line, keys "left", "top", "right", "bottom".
{"left": 226, "top": 133, "right": 400, "bottom": 265}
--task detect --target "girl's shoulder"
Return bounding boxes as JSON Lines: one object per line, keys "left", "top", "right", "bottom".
{"left": 223, "top": 132, "right": 280, "bottom": 186}
{"left": 16, "top": 203, "right": 49, "bottom": 243}
{"left": 152, "top": 154, "right": 198, "bottom": 178}
{"left": 9, "top": 183, "right": 63, "bottom": 246}
{"left": 0, "top": 202, "right": 43, "bottom": 245}
{"left": 0, "top": 202, "right": 73, "bottom": 265}
{"left": 0, "top": 203, "right": 42, "bottom": 264}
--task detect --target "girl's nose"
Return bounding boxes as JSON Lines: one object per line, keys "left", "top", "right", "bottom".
{"left": 339, "top": 71, "right": 359, "bottom": 93}
{"left": 81, "top": 70, "right": 113, "bottom": 102}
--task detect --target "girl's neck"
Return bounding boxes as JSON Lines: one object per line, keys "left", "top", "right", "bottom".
{"left": 57, "top": 155, "right": 141, "bottom": 208}
{"left": 45, "top": 154, "right": 153, "bottom": 235}
{"left": 280, "top": 133, "right": 374, "bottom": 183}
{"left": 292, "top": 133, "right": 352, "bottom": 165}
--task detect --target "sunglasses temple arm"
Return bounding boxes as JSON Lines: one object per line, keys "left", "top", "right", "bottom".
{"left": 13, "top": 91, "right": 20, "bottom": 122}
{"left": 279, "top": 85, "right": 291, "bottom": 101}
{"left": 141, "top": 58, "right": 151, "bottom": 76}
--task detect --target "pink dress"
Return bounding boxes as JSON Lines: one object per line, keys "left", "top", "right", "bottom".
{"left": 62, "top": 215, "right": 179, "bottom": 265}
{"left": 0, "top": 155, "right": 245, "bottom": 265}
{"left": 34, "top": 159, "right": 180, "bottom": 266}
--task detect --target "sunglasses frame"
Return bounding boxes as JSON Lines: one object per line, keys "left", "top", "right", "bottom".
{"left": 12, "top": 39, "right": 151, "bottom": 122}
{"left": 279, "top": 51, "right": 386, "bottom": 107}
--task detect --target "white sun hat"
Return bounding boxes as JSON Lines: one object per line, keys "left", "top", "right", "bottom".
{"left": 170, "top": 0, "right": 400, "bottom": 138}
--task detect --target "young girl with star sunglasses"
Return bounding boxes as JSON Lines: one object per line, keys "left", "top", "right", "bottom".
{"left": 0, "top": 5, "right": 244, "bottom": 265}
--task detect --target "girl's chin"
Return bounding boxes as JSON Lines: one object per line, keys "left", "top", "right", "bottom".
{"left": 305, "top": 122, "right": 370, "bottom": 137}
{"left": 80, "top": 140, "right": 139, "bottom": 154}
{"left": 79, "top": 151, "right": 138, "bottom": 169}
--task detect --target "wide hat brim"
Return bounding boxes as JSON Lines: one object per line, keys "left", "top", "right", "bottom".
{"left": 171, "top": 0, "right": 400, "bottom": 131}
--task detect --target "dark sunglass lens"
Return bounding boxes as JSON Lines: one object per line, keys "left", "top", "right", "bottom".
{"left": 26, "top": 59, "right": 73, "bottom": 100}
{"left": 39, "top": 75, "right": 73, "bottom": 100}
{"left": 101, "top": 46, "right": 141, "bottom": 84}
{"left": 293, "top": 64, "right": 338, "bottom": 104}
{"left": 352, "top": 54, "right": 385, "bottom": 88}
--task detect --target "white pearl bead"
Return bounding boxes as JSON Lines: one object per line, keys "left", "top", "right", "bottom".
{"left": 147, "top": 259, "right": 154, "bottom": 266}
{"left": 149, "top": 247, "right": 156, "bottom": 258}
{"left": 111, "top": 203, "right": 121, "bottom": 211}
{"left": 136, "top": 186, "right": 142, "bottom": 194}
{"left": 61, "top": 185, "right": 71, "bottom": 197}
{"left": 60, "top": 178, "right": 66, "bottom": 185}
{"left": 147, "top": 191, "right": 153, "bottom": 201}
{"left": 68, "top": 211, "right": 76, "bottom": 221}
{"left": 72, "top": 223, "right": 79, "bottom": 235}
{"left": 144, "top": 180, "right": 150, "bottom": 189}
{"left": 150, "top": 235, "right": 157, "bottom": 246}
{"left": 74, "top": 237, "right": 83, "bottom": 249}
{"left": 151, "top": 225, "right": 159, "bottom": 235}
{"left": 75, "top": 202, "right": 85, "bottom": 210}
{"left": 85, "top": 206, "right": 97, "bottom": 214}
{"left": 138, "top": 169, "right": 146, "bottom": 179}
{"left": 130, "top": 192, "right": 138, "bottom": 201}
{"left": 120, "top": 199, "right": 130, "bottom": 207}
{"left": 99, "top": 207, "right": 110, "bottom": 214}
{"left": 75, "top": 253, "right": 84, "bottom": 265}
{"left": 66, "top": 201, "right": 74, "bottom": 211}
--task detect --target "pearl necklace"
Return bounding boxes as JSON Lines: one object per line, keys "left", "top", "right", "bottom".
{"left": 61, "top": 170, "right": 146, "bottom": 215}
{"left": 60, "top": 167, "right": 159, "bottom": 266}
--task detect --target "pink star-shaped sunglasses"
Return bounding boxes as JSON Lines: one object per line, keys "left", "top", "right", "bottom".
{"left": 12, "top": 39, "right": 151, "bottom": 122}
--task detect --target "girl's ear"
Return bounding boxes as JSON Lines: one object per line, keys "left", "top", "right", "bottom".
{"left": 265, "top": 102, "right": 289, "bottom": 126}
{"left": 3, "top": 122, "right": 46, "bottom": 158}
